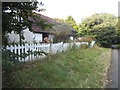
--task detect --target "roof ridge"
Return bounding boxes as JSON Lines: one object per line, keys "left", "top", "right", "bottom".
{"left": 33, "top": 12, "right": 61, "bottom": 23}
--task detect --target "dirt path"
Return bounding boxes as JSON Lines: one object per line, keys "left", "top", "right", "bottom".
{"left": 107, "top": 49, "right": 119, "bottom": 89}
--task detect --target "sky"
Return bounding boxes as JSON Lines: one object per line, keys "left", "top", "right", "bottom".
{"left": 37, "top": 0, "right": 119, "bottom": 24}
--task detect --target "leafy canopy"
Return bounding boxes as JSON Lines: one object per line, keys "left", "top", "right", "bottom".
{"left": 78, "top": 13, "right": 118, "bottom": 47}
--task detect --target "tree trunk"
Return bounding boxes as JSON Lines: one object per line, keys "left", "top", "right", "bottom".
{"left": 18, "top": 10, "right": 22, "bottom": 46}
{"left": 19, "top": 33, "right": 22, "bottom": 46}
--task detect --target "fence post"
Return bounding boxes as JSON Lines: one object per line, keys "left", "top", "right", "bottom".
{"left": 36, "top": 43, "right": 39, "bottom": 51}
{"left": 90, "top": 41, "right": 96, "bottom": 48}
{"left": 18, "top": 44, "right": 21, "bottom": 61}
{"left": 6, "top": 45, "right": 10, "bottom": 51}
{"left": 21, "top": 44, "right": 24, "bottom": 54}
{"left": 10, "top": 45, "right": 14, "bottom": 52}
{"left": 49, "top": 42, "right": 52, "bottom": 54}
{"left": 25, "top": 43, "right": 28, "bottom": 53}
{"left": 61, "top": 42, "right": 63, "bottom": 52}
{"left": 14, "top": 45, "right": 17, "bottom": 54}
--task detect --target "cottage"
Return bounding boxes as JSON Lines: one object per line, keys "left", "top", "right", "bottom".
{"left": 8, "top": 13, "right": 77, "bottom": 44}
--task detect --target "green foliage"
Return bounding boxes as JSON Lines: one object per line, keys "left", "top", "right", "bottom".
{"left": 80, "top": 44, "right": 89, "bottom": 49}
{"left": 114, "top": 44, "right": 120, "bottom": 49}
{"left": 2, "top": 49, "right": 19, "bottom": 71}
{"left": 2, "top": 48, "right": 49, "bottom": 71}
{"left": 117, "top": 17, "right": 120, "bottom": 44}
{"left": 2, "top": 2, "right": 53, "bottom": 46}
{"left": 2, "top": 59, "right": 15, "bottom": 71}
{"left": 55, "top": 18, "right": 65, "bottom": 22}
{"left": 94, "top": 26, "right": 117, "bottom": 47}
{"left": 2, "top": 49, "right": 19, "bottom": 62}
{"left": 65, "top": 16, "right": 77, "bottom": 29}
{"left": 56, "top": 16, "right": 79, "bottom": 31}
{"left": 34, "top": 50, "right": 49, "bottom": 56}
{"left": 117, "top": 45, "right": 120, "bottom": 49}
{"left": 64, "top": 16, "right": 79, "bottom": 31}
{"left": 70, "top": 44, "right": 77, "bottom": 50}
{"left": 2, "top": 2, "right": 42, "bottom": 33}
{"left": 78, "top": 13, "right": 118, "bottom": 48}
{"left": 2, "top": 2, "right": 38, "bottom": 45}
{"left": 82, "top": 35, "right": 94, "bottom": 41}
{"left": 2, "top": 34, "right": 9, "bottom": 46}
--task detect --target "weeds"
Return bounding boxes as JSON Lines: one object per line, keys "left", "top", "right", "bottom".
{"left": 3, "top": 46, "right": 111, "bottom": 88}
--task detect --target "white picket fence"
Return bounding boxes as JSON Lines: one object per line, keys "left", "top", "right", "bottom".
{"left": 3, "top": 41, "right": 95, "bottom": 62}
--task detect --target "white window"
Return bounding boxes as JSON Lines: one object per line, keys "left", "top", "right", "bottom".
{"left": 70, "top": 36, "right": 74, "bottom": 40}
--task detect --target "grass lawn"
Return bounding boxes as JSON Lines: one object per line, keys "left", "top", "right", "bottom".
{"left": 3, "top": 46, "right": 111, "bottom": 88}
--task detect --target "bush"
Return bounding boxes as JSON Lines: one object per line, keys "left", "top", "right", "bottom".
{"left": 2, "top": 49, "right": 19, "bottom": 71}
{"left": 94, "top": 26, "right": 118, "bottom": 48}
{"left": 2, "top": 49, "right": 49, "bottom": 70}
{"left": 76, "top": 35, "right": 94, "bottom": 43}
{"left": 80, "top": 44, "right": 89, "bottom": 49}
{"left": 71, "top": 44, "right": 77, "bottom": 50}
{"left": 2, "top": 59, "right": 14, "bottom": 71}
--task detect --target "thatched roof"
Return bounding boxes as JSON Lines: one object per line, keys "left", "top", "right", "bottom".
{"left": 29, "top": 12, "right": 77, "bottom": 36}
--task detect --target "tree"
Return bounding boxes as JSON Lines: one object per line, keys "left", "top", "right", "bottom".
{"left": 117, "top": 17, "right": 120, "bottom": 44}
{"left": 2, "top": 2, "right": 51, "bottom": 45}
{"left": 78, "top": 13, "right": 118, "bottom": 47}
{"left": 65, "top": 16, "right": 79, "bottom": 30}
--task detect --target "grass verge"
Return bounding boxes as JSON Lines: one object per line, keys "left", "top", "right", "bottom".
{"left": 3, "top": 46, "right": 111, "bottom": 88}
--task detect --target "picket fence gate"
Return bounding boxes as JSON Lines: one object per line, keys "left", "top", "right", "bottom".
{"left": 3, "top": 41, "right": 94, "bottom": 62}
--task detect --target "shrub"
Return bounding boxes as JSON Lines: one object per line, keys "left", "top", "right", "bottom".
{"left": 114, "top": 44, "right": 120, "bottom": 49}
{"left": 76, "top": 35, "right": 94, "bottom": 44}
{"left": 2, "top": 49, "right": 19, "bottom": 71}
{"left": 2, "top": 59, "right": 14, "bottom": 71}
{"left": 80, "top": 44, "right": 89, "bottom": 49}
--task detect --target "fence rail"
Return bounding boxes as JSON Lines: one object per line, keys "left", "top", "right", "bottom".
{"left": 3, "top": 41, "right": 95, "bottom": 62}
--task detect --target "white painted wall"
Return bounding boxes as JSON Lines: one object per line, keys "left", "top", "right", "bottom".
{"left": 8, "top": 28, "right": 34, "bottom": 43}
{"left": 33, "top": 33, "right": 43, "bottom": 43}
{"left": 8, "top": 31, "right": 20, "bottom": 43}
{"left": 22, "top": 28, "right": 34, "bottom": 43}
{"left": 8, "top": 28, "right": 55, "bottom": 43}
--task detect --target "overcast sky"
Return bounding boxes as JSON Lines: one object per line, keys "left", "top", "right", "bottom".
{"left": 38, "top": 0, "right": 119, "bottom": 24}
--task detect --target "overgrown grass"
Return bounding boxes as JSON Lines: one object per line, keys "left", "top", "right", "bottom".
{"left": 3, "top": 46, "right": 111, "bottom": 88}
